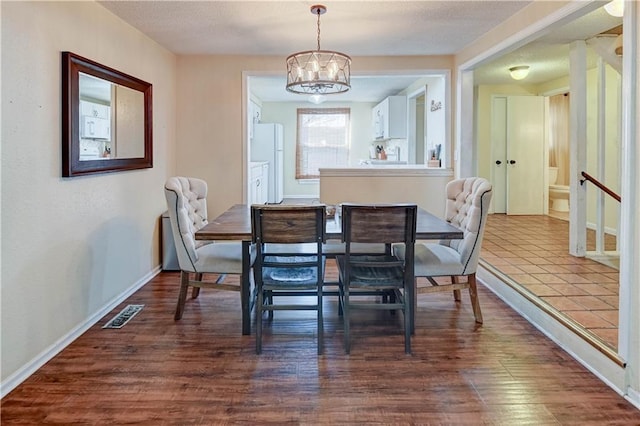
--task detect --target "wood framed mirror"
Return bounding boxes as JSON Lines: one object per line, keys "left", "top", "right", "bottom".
{"left": 62, "top": 52, "right": 152, "bottom": 177}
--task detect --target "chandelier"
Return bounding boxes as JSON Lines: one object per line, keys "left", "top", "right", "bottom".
{"left": 286, "top": 5, "right": 351, "bottom": 95}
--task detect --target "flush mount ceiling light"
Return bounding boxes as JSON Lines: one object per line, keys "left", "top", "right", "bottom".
{"left": 604, "top": 0, "right": 624, "bottom": 17}
{"left": 286, "top": 4, "right": 351, "bottom": 95}
{"left": 509, "top": 65, "right": 530, "bottom": 80}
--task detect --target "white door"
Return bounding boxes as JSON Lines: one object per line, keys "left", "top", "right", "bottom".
{"left": 491, "top": 97, "right": 508, "bottom": 213}
{"left": 492, "top": 95, "right": 545, "bottom": 215}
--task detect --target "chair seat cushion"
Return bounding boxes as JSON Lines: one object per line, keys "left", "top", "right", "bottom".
{"left": 336, "top": 255, "right": 405, "bottom": 288}
{"left": 194, "top": 241, "right": 253, "bottom": 274}
{"left": 265, "top": 242, "right": 387, "bottom": 256}
{"left": 261, "top": 256, "right": 325, "bottom": 288}
{"left": 394, "top": 243, "right": 465, "bottom": 277}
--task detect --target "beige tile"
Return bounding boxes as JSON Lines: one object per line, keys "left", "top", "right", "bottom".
{"left": 572, "top": 296, "right": 612, "bottom": 310}
{"left": 540, "top": 265, "right": 571, "bottom": 274}
{"left": 509, "top": 274, "right": 542, "bottom": 285}
{"left": 531, "top": 274, "right": 567, "bottom": 284}
{"left": 547, "top": 283, "right": 589, "bottom": 296}
{"left": 496, "top": 265, "right": 525, "bottom": 274}
{"left": 568, "top": 311, "right": 613, "bottom": 329}
{"left": 540, "top": 296, "right": 584, "bottom": 311}
{"left": 593, "top": 310, "right": 619, "bottom": 326}
{"left": 555, "top": 273, "right": 592, "bottom": 284}
{"left": 522, "top": 284, "right": 561, "bottom": 296}
{"left": 517, "top": 264, "right": 548, "bottom": 274}
{"left": 579, "top": 283, "right": 617, "bottom": 296}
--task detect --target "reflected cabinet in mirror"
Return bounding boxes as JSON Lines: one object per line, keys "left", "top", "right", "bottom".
{"left": 62, "top": 52, "right": 152, "bottom": 177}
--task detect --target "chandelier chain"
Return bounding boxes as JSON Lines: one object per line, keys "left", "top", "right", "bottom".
{"left": 316, "top": 8, "right": 321, "bottom": 51}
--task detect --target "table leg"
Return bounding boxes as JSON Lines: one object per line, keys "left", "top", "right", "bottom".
{"left": 406, "top": 249, "right": 416, "bottom": 335}
{"left": 241, "top": 240, "right": 252, "bottom": 335}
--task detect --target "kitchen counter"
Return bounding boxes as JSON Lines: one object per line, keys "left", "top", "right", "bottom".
{"left": 320, "top": 165, "right": 451, "bottom": 177}
{"left": 319, "top": 166, "right": 453, "bottom": 217}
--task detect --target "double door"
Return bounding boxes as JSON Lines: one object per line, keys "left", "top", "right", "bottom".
{"left": 491, "top": 95, "right": 545, "bottom": 215}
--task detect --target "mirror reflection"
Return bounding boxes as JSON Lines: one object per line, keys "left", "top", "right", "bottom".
{"left": 79, "top": 73, "right": 144, "bottom": 161}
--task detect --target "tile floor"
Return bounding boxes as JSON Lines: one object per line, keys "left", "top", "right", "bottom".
{"left": 481, "top": 213, "right": 619, "bottom": 350}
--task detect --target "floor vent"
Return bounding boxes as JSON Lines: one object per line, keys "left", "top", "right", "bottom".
{"left": 102, "top": 304, "right": 144, "bottom": 329}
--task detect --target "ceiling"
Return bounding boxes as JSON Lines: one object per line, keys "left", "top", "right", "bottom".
{"left": 99, "top": 1, "right": 622, "bottom": 103}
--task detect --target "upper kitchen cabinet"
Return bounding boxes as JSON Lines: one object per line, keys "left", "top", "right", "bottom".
{"left": 80, "top": 100, "right": 111, "bottom": 140}
{"left": 372, "top": 96, "right": 407, "bottom": 140}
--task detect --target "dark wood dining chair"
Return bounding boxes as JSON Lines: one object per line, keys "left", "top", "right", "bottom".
{"left": 251, "top": 204, "right": 326, "bottom": 354}
{"left": 336, "top": 203, "right": 417, "bottom": 354}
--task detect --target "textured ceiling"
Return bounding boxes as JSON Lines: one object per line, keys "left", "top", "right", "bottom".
{"left": 98, "top": 1, "right": 622, "bottom": 101}
{"left": 99, "top": 1, "right": 532, "bottom": 56}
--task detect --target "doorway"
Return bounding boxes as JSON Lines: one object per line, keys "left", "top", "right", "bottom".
{"left": 408, "top": 89, "right": 426, "bottom": 164}
{"left": 491, "top": 95, "right": 545, "bottom": 215}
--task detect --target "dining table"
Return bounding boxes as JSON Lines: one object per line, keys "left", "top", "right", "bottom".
{"left": 196, "top": 203, "right": 464, "bottom": 335}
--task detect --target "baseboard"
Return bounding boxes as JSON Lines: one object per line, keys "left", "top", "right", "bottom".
{"left": 626, "top": 386, "right": 640, "bottom": 410}
{"left": 586, "top": 221, "right": 618, "bottom": 237}
{"left": 0, "top": 266, "right": 162, "bottom": 398}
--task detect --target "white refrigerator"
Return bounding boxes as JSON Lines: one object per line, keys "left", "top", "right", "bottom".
{"left": 251, "top": 123, "right": 284, "bottom": 203}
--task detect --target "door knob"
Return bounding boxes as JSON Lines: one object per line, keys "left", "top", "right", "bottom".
{"left": 509, "top": 160, "right": 516, "bottom": 165}
{"left": 495, "top": 160, "right": 502, "bottom": 165}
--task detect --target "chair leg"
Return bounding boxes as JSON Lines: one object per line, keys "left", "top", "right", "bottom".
{"left": 344, "top": 288, "right": 351, "bottom": 354}
{"left": 192, "top": 273, "right": 203, "bottom": 299}
{"left": 404, "top": 286, "right": 411, "bottom": 354}
{"left": 266, "top": 290, "right": 274, "bottom": 320}
{"left": 256, "top": 285, "right": 264, "bottom": 354}
{"left": 174, "top": 271, "right": 190, "bottom": 320}
{"left": 468, "top": 273, "right": 483, "bottom": 324}
{"left": 317, "top": 287, "right": 323, "bottom": 355}
{"left": 452, "top": 276, "right": 462, "bottom": 301}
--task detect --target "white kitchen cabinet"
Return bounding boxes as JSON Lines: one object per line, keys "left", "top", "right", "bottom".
{"left": 80, "top": 100, "right": 110, "bottom": 120}
{"left": 81, "top": 116, "right": 111, "bottom": 139}
{"left": 372, "top": 96, "right": 407, "bottom": 140}
{"left": 249, "top": 162, "right": 269, "bottom": 205}
{"left": 80, "top": 100, "right": 111, "bottom": 139}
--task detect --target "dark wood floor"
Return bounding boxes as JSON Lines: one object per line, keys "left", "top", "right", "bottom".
{"left": 2, "top": 265, "right": 639, "bottom": 424}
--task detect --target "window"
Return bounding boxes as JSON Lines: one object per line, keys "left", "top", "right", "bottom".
{"left": 296, "top": 108, "right": 350, "bottom": 179}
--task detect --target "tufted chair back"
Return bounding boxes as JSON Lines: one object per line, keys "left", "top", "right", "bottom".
{"left": 164, "top": 177, "right": 209, "bottom": 272}
{"left": 440, "top": 177, "right": 493, "bottom": 275}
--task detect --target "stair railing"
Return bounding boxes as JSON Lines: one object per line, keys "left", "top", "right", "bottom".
{"left": 580, "top": 171, "right": 621, "bottom": 202}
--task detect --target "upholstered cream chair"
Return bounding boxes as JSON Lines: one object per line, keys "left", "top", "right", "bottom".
{"left": 164, "top": 177, "right": 253, "bottom": 320}
{"left": 394, "top": 177, "right": 492, "bottom": 324}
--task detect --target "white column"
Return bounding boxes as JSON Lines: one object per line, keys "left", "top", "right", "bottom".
{"left": 457, "top": 69, "right": 475, "bottom": 178}
{"left": 596, "top": 59, "right": 606, "bottom": 254}
{"left": 619, "top": 0, "right": 640, "bottom": 408}
{"left": 569, "top": 40, "right": 587, "bottom": 256}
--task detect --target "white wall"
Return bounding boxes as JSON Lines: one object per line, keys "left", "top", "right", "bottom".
{"left": 1, "top": 1, "right": 176, "bottom": 390}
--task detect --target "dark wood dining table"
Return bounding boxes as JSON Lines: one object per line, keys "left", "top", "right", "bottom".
{"left": 196, "top": 203, "right": 464, "bottom": 335}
